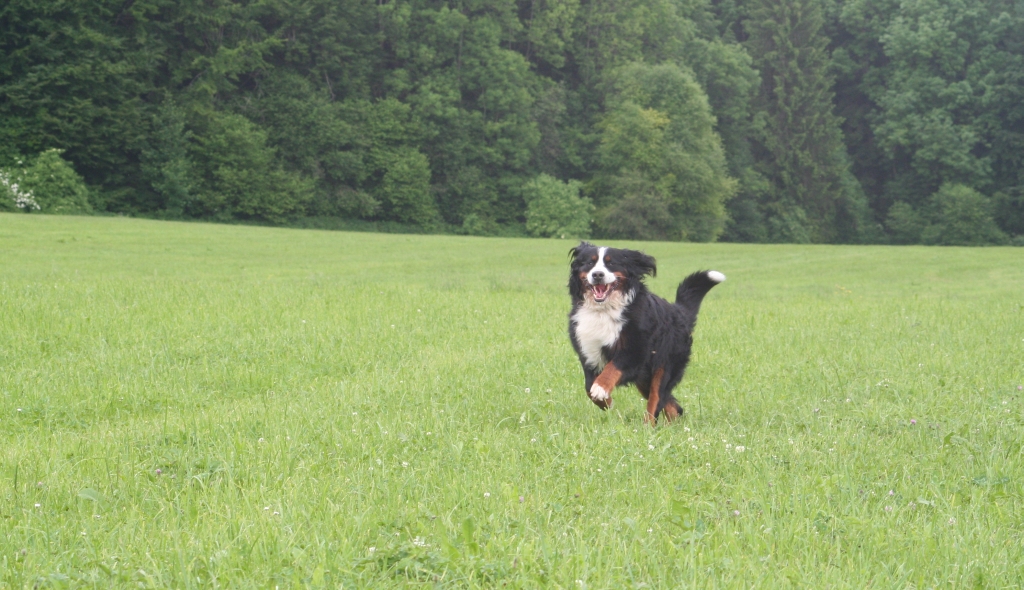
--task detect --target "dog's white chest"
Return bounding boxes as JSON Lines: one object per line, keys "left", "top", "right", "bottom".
{"left": 572, "top": 293, "right": 632, "bottom": 370}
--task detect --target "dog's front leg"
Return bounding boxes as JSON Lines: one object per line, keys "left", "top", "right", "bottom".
{"left": 582, "top": 369, "right": 608, "bottom": 409}
{"left": 588, "top": 362, "right": 622, "bottom": 409}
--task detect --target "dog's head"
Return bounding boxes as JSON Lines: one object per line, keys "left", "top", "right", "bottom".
{"left": 568, "top": 241, "right": 657, "bottom": 305}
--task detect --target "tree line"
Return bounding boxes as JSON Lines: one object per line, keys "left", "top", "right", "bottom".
{"left": 2, "top": 0, "right": 1022, "bottom": 245}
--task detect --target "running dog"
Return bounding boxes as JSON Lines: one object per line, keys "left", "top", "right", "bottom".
{"left": 568, "top": 242, "right": 725, "bottom": 425}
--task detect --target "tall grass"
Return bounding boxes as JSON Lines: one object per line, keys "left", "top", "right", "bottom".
{"left": 1, "top": 214, "right": 1022, "bottom": 587}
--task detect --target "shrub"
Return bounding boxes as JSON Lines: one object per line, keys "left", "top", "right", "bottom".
{"left": 189, "top": 111, "right": 311, "bottom": 223}
{"left": 992, "top": 188, "right": 1024, "bottom": 239}
{"left": 885, "top": 201, "right": 925, "bottom": 244}
{"left": 139, "top": 100, "right": 194, "bottom": 216}
{"left": 522, "top": 174, "right": 593, "bottom": 239}
{"left": 593, "top": 63, "right": 734, "bottom": 242}
{"left": 720, "top": 194, "right": 767, "bottom": 243}
{"left": 333, "top": 186, "right": 380, "bottom": 219}
{"left": 3, "top": 150, "right": 91, "bottom": 214}
{"left": 375, "top": 148, "right": 438, "bottom": 225}
{"left": 764, "top": 201, "right": 812, "bottom": 244}
{"left": 921, "top": 184, "right": 1008, "bottom": 246}
{"left": 461, "top": 212, "right": 497, "bottom": 236}
{"left": 0, "top": 164, "right": 40, "bottom": 212}
{"left": 593, "top": 171, "right": 679, "bottom": 240}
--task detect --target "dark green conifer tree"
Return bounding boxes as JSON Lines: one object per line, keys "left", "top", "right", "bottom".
{"left": 744, "top": 0, "right": 869, "bottom": 242}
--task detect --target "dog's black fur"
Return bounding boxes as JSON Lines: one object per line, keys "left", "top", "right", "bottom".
{"left": 567, "top": 241, "right": 724, "bottom": 425}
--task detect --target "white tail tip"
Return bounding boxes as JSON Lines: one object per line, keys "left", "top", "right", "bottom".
{"left": 708, "top": 270, "right": 726, "bottom": 283}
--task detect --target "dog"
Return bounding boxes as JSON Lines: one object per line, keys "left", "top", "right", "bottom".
{"left": 567, "top": 241, "right": 725, "bottom": 425}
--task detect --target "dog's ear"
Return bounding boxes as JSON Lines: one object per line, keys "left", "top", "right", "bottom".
{"left": 568, "top": 241, "right": 591, "bottom": 301}
{"left": 568, "top": 240, "right": 593, "bottom": 262}
{"left": 568, "top": 271, "right": 584, "bottom": 301}
{"left": 628, "top": 250, "right": 657, "bottom": 279}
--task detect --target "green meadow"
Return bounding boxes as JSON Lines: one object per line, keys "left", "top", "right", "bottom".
{"left": 1, "top": 214, "right": 1023, "bottom": 588}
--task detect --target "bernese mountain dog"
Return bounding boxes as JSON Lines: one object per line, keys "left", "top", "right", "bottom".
{"left": 568, "top": 241, "right": 725, "bottom": 425}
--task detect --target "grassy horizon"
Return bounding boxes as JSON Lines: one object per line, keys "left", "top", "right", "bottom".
{"left": 1, "top": 213, "right": 1023, "bottom": 588}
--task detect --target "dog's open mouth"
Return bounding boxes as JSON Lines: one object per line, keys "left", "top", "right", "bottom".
{"left": 590, "top": 282, "right": 615, "bottom": 302}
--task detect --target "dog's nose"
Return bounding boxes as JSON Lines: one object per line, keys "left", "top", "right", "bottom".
{"left": 591, "top": 270, "right": 605, "bottom": 282}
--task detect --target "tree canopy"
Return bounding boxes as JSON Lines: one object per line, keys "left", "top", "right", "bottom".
{"left": 2, "top": 0, "right": 1022, "bottom": 244}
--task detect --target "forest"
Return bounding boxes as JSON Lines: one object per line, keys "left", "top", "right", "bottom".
{"left": 2, "top": 0, "right": 1022, "bottom": 245}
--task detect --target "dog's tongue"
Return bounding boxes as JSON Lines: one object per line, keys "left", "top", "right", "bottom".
{"left": 593, "top": 283, "right": 610, "bottom": 299}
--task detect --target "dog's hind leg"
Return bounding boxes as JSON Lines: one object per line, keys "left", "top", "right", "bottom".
{"left": 657, "top": 366, "right": 686, "bottom": 423}
{"left": 644, "top": 368, "right": 664, "bottom": 426}
{"left": 660, "top": 396, "right": 684, "bottom": 423}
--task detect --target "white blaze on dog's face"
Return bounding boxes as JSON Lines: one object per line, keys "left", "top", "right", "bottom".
{"left": 586, "top": 247, "right": 617, "bottom": 303}
{"left": 578, "top": 246, "right": 633, "bottom": 307}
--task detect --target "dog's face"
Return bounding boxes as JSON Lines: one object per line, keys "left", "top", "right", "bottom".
{"left": 568, "top": 242, "right": 657, "bottom": 305}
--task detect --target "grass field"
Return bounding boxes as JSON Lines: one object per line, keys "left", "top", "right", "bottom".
{"left": 1, "top": 213, "right": 1023, "bottom": 588}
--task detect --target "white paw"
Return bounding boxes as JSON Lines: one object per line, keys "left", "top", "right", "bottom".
{"left": 589, "top": 384, "right": 609, "bottom": 401}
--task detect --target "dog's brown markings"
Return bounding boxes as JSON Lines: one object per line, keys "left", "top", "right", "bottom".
{"left": 644, "top": 367, "right": 664, "bottom": 426}
{"left": 593, "top": 362, "right": 622, "bottom": 392}
{"left": 591, "top": 361, "right": 622, "bottom": 409}
{"left": 662, "top": 402, "right": 681, "bottom": 423}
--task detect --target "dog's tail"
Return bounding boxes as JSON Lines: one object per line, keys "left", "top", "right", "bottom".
{"left": 675, "top": 270, "right": 726, "bottom": 314}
